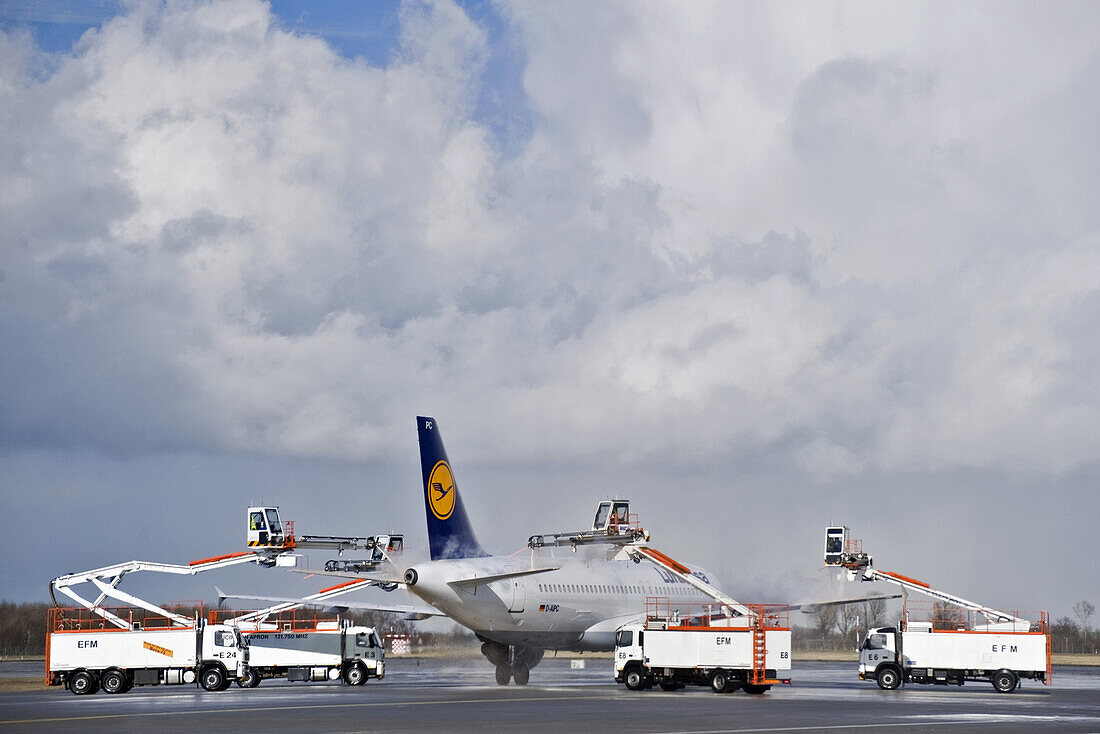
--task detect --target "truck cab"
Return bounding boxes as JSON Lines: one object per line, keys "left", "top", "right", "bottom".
{"left": 613, "top": 623, "right": 644, "bottom": 681}
{"left": 201, "top": 623, "right": 249, "bottom": 685}
{"left": 344, "top": 626, "right": 386, "bottom": 679}
{"left": 858, "top": 627, "right": 899, "bottom": 683}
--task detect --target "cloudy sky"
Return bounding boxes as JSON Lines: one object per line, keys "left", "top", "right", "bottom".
{"left": 1, "top": 1, "right": 1098, "bottom": 621}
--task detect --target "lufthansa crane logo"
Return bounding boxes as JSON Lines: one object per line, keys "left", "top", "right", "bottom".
{"left": 428, "top": 460, "right": 456, "bottom": 520}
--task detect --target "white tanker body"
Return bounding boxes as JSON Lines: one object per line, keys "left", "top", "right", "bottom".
{"left": 46, "top": 607, "right": 246, "bottom": 695}
{"left": 216, "top": 611, "right": 384, "bottom": 687}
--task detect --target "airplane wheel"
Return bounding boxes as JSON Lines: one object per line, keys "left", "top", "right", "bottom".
{"left": 992, "top": 669, "right": 1018, "bottom": 693}
{"left": 100, "top": 669, "right": 128, "bottom": 694}
{"left": 495, "top": 664, "right": 512, "bottom": 686}
{"left": 512, "top": 663, "right": 530, "bottom": 686}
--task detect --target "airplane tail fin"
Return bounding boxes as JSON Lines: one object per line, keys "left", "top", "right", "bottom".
{"left": 417, "top": 416, "right": 488, "bottom": 560}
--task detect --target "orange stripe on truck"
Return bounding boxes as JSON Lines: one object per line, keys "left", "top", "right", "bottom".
{"left": 143, "top": 641, "right": 174, "bottom": 657}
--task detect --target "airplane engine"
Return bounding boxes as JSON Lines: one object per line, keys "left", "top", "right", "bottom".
{"left": 480, "top": 641, "right": 509, "bottom": 666}
{"left": 516, "top": 647, "right": 543, "bottom": 669}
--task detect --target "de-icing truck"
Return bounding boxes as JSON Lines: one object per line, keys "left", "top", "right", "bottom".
{"left": 614, "top": 601, "right": 791, "bottom": 694}
{"left": 46, "top": 607, "right": 247, "bottom": 695}
{"left": 210, "top": 609, "right": 385, "bottom": 687}
{"left": 824, "top": 526, "right": 1051, "bottom": 693}
{"left": 612, "top": 547, "right": 791, "bottom": 694}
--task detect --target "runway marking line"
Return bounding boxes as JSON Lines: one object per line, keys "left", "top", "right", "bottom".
{"left": 647, "top": 716, "right": 1100, "bottom": 734}
{"left": 0, "top": 693, "right": 619, "bottom": 726}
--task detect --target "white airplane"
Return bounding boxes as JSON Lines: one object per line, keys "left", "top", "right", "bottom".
{"left": 224, "top": 417, "right": 893, "bottom": 685}
{"left": 399, "top": 416, "right": 729, "bottom": 684}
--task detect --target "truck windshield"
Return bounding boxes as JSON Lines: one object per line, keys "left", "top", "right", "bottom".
{"left": 863, "top": 633, "right": 888, "bottom": 650}
{"left": 615, "top": 630, "right": 632, "bottom": 648}
{"left": 594, "top": 504, "right": 610, "bottom": 530}
{"left": 250, "top": 512, "right": 265, "bottom": 531}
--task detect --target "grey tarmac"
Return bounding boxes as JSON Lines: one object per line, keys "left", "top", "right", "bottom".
{"left": 1, "top": 659, "right": 1098, "bottom": 734}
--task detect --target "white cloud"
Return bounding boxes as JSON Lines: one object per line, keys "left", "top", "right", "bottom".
{"left": 1, "top": 0, "right": 1099, "bottom": 481}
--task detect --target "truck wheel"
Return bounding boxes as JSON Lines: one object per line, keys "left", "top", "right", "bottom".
{"left": 992, "top": 669, "right": 1018, "bottom": 693}
{"left": 710, "top": 670, "right": 731, "bottom": 693}
{"left": 876, "top": 665, "right": 902, "bottom": 691}
{"left": 495, "top": 664, "right": 512, "bottom": 686}
{"left": 69, "top": 670, "right": 98, "bottom": 696}
{"left": 623, "top": 665, "right": 646, "bottom": 691}
{"left": 743, "top": 683, "right": 770, "bottom": 694}
{"left": 237, "top": 669, "right": 261, "bottom": 688}
{"left": 100, "top": 669, "right": 128, "bottom": 695}
{"left": 199, "top": 665, "right": 226, "bottom": 692}
{"left": 344, "top": 662, "right": 367, "bottom": 686}
{"left": 512, "top": 663, "right": 530, "bottom": 686}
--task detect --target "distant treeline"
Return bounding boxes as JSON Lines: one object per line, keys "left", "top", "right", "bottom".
{"left": 1051, "top": 617, "right": 1099, "bottom": 654}
{"left": 0, "top": 602, "right": 49, "bottom": 656}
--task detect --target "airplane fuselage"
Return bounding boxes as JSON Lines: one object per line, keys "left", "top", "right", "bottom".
{"left": 405, "top": 552, "right": 720, "bottom": 651}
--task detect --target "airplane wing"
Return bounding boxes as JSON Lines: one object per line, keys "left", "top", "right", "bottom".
{"left": 447, "top": 566, "right": 561, "bottom": 589}
{"left": 790, "top": 593, "right": 901, "bottom": 613}
{"left": 215, "top": 589, "right": 445, "bottom": 620}
{"left": 284, "top": 567, "right": 404, "bottom": 584}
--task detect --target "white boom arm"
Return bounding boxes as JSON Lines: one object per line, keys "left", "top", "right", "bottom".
{"left": 860, "top": 567, "right": 1027, "bottom": 627}
{"left": 51, "top": 552, "right": 268, "bottom": 629}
